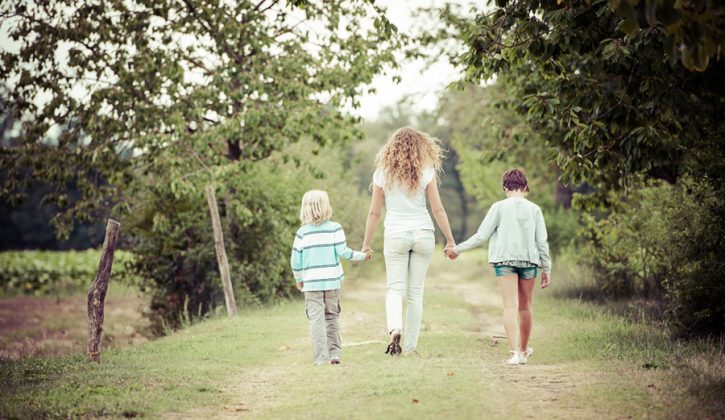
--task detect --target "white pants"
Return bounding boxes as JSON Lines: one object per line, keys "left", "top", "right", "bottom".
{"left": 383, "top": 229, "right": 435, "bottom": 353}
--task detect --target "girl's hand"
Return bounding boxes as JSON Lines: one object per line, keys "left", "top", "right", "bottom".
{"left": 444, "top": 246, "right": 458, "bottom": 260}
{"left": 444, "top": 242, "right": 457, "bottom": 260}
{"left": 541, "top": 272, "right": 551, "bottom": 289}
{"left": 296, "top": 281, "right": 304, "bottom": 291}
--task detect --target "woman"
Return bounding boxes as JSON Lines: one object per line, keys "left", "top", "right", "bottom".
{"left": 361, "top": 127, "right": 456, "bottom": 356}
{"left": 447, "top": 169, "right": 551, "bottom": 365}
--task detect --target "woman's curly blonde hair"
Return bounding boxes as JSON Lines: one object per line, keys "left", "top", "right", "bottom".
{"left": 374, "top": 127, "right": 443, "bottom": 192}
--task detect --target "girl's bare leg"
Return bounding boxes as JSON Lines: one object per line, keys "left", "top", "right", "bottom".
{"left": 497, "top": 275, "right": 520, "bottom": 353}
{"left": 518, "top": 278, "right": 535, "bottom": 352}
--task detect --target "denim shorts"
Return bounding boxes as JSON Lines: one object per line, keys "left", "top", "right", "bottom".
{"left": 493, "top": 265, "right": 538, "bottom": 279}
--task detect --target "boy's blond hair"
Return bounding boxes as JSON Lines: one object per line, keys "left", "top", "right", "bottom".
{"left": 299, "top": 190, "right": 333, "bottom": 225}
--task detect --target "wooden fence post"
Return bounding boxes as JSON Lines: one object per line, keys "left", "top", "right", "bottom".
{"left": 87, "top": 219, "right": 121, "bottom": 362}
{"left": 205, "top": 185, "right": 238, "bottom": 317}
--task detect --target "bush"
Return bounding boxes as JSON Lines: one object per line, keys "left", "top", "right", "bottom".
{"left": 122, "top": 141, "right": 370, "bottom": 334}
{"left": 0, "top": 250, "right": 135, "bottom": 297}
{"left": 581, "top": 178, "right": 725, "bottom": 337}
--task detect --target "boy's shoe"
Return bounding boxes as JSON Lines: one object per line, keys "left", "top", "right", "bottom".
{"left": 313, "top": 360, "right": 328, "bottom": 366}
{"left": 385, "top": 329, "right": 402, "bottom": 356}
{"left": 504, "top": 351, "right": 522, "bottom": 365}
{"left": 330, "top": 356, "right": 341, "bottom": 365}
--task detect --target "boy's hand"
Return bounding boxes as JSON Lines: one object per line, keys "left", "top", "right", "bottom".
{"left": 362, "top": 245, "right": 373, "bottom": 261}
{"left": 541, "top": 272, "right": 551, "bottom": 289}
{"left": 296, "top": 281, "right": 304, "bottom": 291}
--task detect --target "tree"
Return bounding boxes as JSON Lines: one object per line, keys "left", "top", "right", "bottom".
{"left": 424, "top": 0, "right": 724, "bottom": 336}
{"left": 434, "top": 82, "right": 583, "bottom": 252}
{"left": 0, "top": 0, "right": 399, "bottom": 234}
{"left": 609, "top": 0, "right": 724, "bottom": 72}
{"left": 0, "top": 0, "right": 400, "bottom": 329}
{"left": 429, "top": 0, "right": 724, "bottom": 195}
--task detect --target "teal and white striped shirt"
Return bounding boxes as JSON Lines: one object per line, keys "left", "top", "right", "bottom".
{"left": 290, "top": 221, "right": 365, "bottom": 292}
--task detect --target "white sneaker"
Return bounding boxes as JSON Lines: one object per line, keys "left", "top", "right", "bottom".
{"left": 518, "top": 347, "right": 533, "bottom": 364}
{"left": 504, "top": 351, "right": 522, "bottom": 365}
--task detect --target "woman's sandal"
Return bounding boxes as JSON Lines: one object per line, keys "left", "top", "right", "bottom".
{"left": 385, "top": 329, "right": 402, "bottom": 355}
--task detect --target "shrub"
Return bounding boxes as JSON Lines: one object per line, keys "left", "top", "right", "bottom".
{"left": 581, "top": 178, "right": 725, "bottom": 337}
{"left": 122, "top": 142, "right": 370, "bottom": 334}
{"left": 0, "top": 250, "right": 135, "bottom": 297}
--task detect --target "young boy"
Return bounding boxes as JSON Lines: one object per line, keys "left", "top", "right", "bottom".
{"left": 291, "top": 190, "right": 370, "bottom": 365}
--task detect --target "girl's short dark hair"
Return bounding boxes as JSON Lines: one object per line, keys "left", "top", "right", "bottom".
{"left": 502, "top": 168, "right": 529, "bottom": 192}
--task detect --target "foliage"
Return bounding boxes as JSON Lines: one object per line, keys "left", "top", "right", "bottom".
{"left": 0, "top": 0, "right": 399, "bottom": 327}
{"left": 121, "top": 139, "right": 370, "bottom": 333}
{"left": 581, "top": 178, "right": 725, "bottom": 337}
{"left": 0, "top": 173, "right": 105, "bottom": 250}
{"left": 435, "top": 82, "right": 582, "bottom": 253}
{"left": 429, "top": 0, "right": 724, "bottom": 196}
{"left": 422, "top": 1, "right": 723, "bottom": 337}
{"left": 0, "top": 0, "right": 399, "bottom": 233}
{"left": 608, "top": 0, "right": 725, "bottom": 71}
{"left": 0, "top": 250, "right": 135, "bottom": 297}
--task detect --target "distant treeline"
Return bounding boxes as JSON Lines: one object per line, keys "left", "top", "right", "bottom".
{"left": 0, "top": 176, "right": 105, "bottom": 250}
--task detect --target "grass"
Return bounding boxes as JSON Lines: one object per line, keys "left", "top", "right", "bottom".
{"left": 0, "top": 282, "right": 148, "bottom": 360}
{"left": 1, "top": 248, "right": 723, "bottom": 418}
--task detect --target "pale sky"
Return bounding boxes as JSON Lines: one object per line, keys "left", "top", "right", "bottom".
{"left": 0, "top": 1, "right": 480, "bottom": 123}
{"left": 354, "top": 0, "right": 478, "bottom": 121}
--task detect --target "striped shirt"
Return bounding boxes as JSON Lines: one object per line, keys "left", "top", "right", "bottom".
{"left": 290, "top": 221, "right": 366, "bottom": 292}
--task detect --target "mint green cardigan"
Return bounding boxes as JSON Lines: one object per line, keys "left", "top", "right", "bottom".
{"left": 454, "top": 197, "right": 552, "bottom": 273}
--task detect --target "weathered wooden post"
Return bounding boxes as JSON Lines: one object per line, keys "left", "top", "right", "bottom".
{"left": 205, "top": 184, "right": 238, "bottom": 317}
{"left": 87, "top": 219, "right": 121, "bottom": 362}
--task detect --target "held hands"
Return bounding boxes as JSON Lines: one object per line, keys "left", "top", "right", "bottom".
{"left": 443, "top": 241, "right": 458, "bottom": 260}
{"left": 361, "top": 244, "right": 373, "bottom": 261}
{"left": 541, "top": 272, "right": 551, "bottom": 289}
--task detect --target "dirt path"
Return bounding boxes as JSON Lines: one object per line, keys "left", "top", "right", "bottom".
{"left": 447, "top": 276, "right": 599, "bottom": 418}
{"left": 167, "top": 256, "right": 650, "bottom": 419}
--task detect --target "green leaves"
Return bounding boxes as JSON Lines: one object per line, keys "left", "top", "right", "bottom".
{"left": 425, "top": 0, "right": 723, "bottom": 199}
{"left": 0, "top": 0, "right": 401, "bottom": 327}
{"left": 608, "top": 0, "right": 724, "bottom": 71}
{"left": 610, "top": 0, "right": 641, "bottom": 35}
{"left": 1, "top": 0, "right": 400, "bottom": 235}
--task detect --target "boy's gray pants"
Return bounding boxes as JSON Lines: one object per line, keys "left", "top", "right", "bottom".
{"left": 304, "top": 289, "right": 341, "bottom": 364}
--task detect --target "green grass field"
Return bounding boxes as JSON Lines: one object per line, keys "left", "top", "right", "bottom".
{"left": 1, "top": 249, "right": 722, "bottom": 418}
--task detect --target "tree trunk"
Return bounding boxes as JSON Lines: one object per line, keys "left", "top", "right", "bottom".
{"left": 555, "top": 177, "right": 573, "bottom": 209}
{"left": 452, "top": 168, "right": 468, "bottom": 238}
{"left": 87, "top": 219, "right": 121, "bottom": 363}
{"left": 227, "top": 139, "right": 241, "bottom": 161}
{"left": 205, "top": 184, "right": 238, "bottom": 317}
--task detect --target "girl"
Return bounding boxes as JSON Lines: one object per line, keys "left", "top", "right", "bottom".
{"left": 361, "top": 127, "right": 456, "bottom": 356}
{"left": 447, "top": 169, "right": 551, "bottom": 365}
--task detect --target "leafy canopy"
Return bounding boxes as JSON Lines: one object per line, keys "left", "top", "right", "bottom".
{"left": 0, "top": 0, "right": 399, "bottom": 234}
{"left": 427, "top": 0, "right": 724, "bottom": 196}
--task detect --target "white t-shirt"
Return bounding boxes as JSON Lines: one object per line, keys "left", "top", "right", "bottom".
{"left": 373, "top": 167, "right": 436, "bottom": 236}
